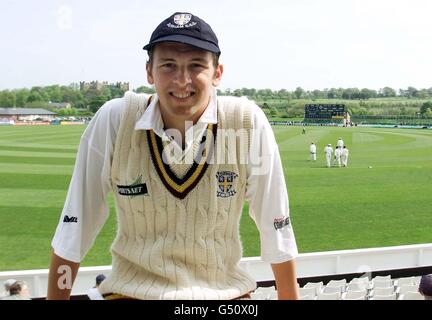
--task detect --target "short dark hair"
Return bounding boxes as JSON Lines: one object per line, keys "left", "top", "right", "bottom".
{"left": 8, "top": 281, "right": 24, "bottom": 296}
{"left": 146, "top": 47, "right": 220, "bottom": 69}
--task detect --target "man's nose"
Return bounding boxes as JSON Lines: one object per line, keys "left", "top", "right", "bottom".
{"left": 173, "top": 67, "right": 192, "bottom": 86}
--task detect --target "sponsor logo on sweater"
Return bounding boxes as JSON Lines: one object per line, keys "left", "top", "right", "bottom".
{"left": 117, "top": 175, "right": 148, "bottom": 197}
{"left": 63, "top": 215, "right": 78, "bottom": 223}
{"left": 216, "top": 171, "right": 238, "bottom": 198}
{"left": 273, "top": 217, "right": 290, "bottom": 230}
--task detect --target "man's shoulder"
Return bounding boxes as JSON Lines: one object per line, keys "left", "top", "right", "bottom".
{"left": 217, "top": 95, "right": 256, "bottom": 108}
{"left": 99, "top": 91, "right": 150, "bottom": 115}
{"left": 217, "top": 95, "right": 264, "bottom": 116}
{"left": 98, "top": 96, "right": 126, "bottom": 116}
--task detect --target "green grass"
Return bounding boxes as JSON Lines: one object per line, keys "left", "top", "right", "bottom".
{"left": 0, "top": 124, "right": 431, "bottom": 271}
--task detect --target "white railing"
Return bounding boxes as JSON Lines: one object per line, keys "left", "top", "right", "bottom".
{"left": 1, "top": 243, "right": 431, "bottom": 298}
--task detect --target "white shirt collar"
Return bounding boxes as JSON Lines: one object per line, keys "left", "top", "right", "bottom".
{"left": 134, "top": 87, "right": 218, "bottom": 134}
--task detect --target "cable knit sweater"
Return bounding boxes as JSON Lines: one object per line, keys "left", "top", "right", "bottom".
{"left": 99, "top": 91, "right": 256, "bottom": 299}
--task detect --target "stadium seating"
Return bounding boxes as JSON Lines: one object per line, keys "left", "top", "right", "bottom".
{"left": 317, "top": 291, "right": 341, "bottom": 300}
{"left": 398, "top": 291, "right": 424, "bottom": 300}
{"left": 300, "top": 294, "right": 315, "bottom": 300}
{"left": 370, "top": 286, "right": 394, "bottom": 297}
{"left": 341, "top": 290, "right": 367, "bottom": 300}
{"left": 304, "top": 281, "right": 324, "bottom": 295}
{"left": 248, "top": 273, "right": 427, "bottom": 300}
{"left": 371, "top": 293, "right": 397, "bottom": 300}
{"left": 327, "top": 279, "right": 347, "bottom": 287}
{"left": 394, "top": 276, "right": 416, "bottom": 287}
{"left": 299, "top": 287, "right": 317, "bottom": 298}
{"left": 347, "top": 282, "right": 368, "bottom": 292}
{"left": 323, "top": 285, "right": 344, "bottom": 295}
{"left": 371, "top": 279, "right": 393, "bottom": 289}
{"left": 254, "top": 286, "right": 277, "bottom": 299}
{"left": 396, "top": 285, "right": 419, "bottom": 296}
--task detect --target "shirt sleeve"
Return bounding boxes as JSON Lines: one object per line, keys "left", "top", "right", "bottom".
{"left": 51, "top": 98, "right": 124, "bottom": 263}
{"left": 245, "top": 104, "right": 298, "bottom": 264}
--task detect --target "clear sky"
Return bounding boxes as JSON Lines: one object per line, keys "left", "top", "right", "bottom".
{"left": 1, "top": 0, "right": 431, "bottom": 92}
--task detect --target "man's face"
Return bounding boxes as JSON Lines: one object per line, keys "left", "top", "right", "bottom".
{"left": 146, "top": 42, "right": 223, "bottom": 124}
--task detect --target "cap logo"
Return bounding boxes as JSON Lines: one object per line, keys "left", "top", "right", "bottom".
{"left": 174, "top": 13, "right": 191, "bottom": 26}
{"left": 168, "top": 13, "right": 197, "bottom": 29}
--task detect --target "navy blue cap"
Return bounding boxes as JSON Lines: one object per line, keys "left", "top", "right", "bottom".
{"left": 143, "top": 12, "right": 220, "bottom": 54}
{"left": 419, "top": 274, "right": 432, "bottom": 296}
{"left": 96, "top": 274, "right": 106, "bottom": 285}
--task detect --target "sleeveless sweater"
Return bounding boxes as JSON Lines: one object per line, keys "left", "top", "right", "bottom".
{"left": 99, "top": 91, "right": 256, "bottom": 299}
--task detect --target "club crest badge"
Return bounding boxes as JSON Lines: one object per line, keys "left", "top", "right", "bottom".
{"left": 168, "top": 13, "right": 197, "bottom": 29}
{"left": 173, "top": 13, "right": 192, "bottom": 26}
{"left": 216, "top": 171, "right": 238, "bottom": 198}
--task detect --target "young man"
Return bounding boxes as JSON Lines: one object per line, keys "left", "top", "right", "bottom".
{"left": 0, "top": 281, "right": 31, "bottom": 300}
{"left": 337, "top": 137, "right": 344, "bottom": 150}
{"left": 47, "top": 12, "right": 299, "bottom": 300}
{"left": 87, "top": 274, "right": 106, "bottom": 300}
{"left": 341, "top": 145, "right": 349, "bottom": 167}
{"left": 309, "top": 142, "right": 317, "bottom": 161}
{"left": 324, "top": 143, "right": 333, "bottom": 168}
{"left": 333, "top": 146, "right": 342, "bottom": 167}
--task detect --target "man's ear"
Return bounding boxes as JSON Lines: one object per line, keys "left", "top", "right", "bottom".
{"left": 146, "top": 63, "right": 154, "bottom": 85}
{"left": 212, "top": 64, "right": 223, "bottom": 87}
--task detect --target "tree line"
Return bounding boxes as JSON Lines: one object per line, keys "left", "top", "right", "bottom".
{"left": 1, "top": 84, "right": 431, "bottom": 117}
{"left": 216, "top": 86, "right": 432, "bottom": 100}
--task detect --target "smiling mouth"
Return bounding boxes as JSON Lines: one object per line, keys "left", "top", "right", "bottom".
{"left": 170, "top": 92, "right": 195, "bottom": 99}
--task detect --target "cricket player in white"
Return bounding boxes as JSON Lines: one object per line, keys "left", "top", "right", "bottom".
{"left": 337, "top": 137, "right": 344, "bottom": 150}
{"left": 309, "top": 142, "right": 316, "bottom": 161}
{"left": 341, "top": 146, "right": 349, "bottom": 167}
{"left": 324, "top": 144, "right": 333, "bottom": 168}
{"left": 333, "top": 146, "right": 342, "bottom": 167}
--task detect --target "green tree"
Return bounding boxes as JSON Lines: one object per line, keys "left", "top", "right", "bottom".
{"left": 233, "top": 89, "right": 242, "bottom": 97}
{"left": 89, "top": 96, "right": 109, "bottom": 113}
{"left": 135, "top": 86, "right": 156, "bottom": 94}
{"left": 27, "top": 91, "right": 43, "bottom": 103}
{"left": 379, "top": 87, "right": 396, "bottom": 97}
{"left": 326, "top": 87, "right": 345, "bottom": 99}
{"left": 0, "top": 90, "right": 16, "bottom": 107}
{"left": 420, "top": 101, "right": 432, "bottom": 114}
{"left": 294, "top": 87, "right": 304, "bottom": 99}
{"left": 45, "top": 85, "right": 62, "bottom": 102}
{"left": 14, "top": 89, "right": 30, "bottom": 107}
{"left": 407, "top": 86, "right": 418, "bottom": 98}
{"left": 424, "top": 108, "right": 432, "bottom": 118}
{"left": 417, "top": 89, "right": 429, "bottom": 99}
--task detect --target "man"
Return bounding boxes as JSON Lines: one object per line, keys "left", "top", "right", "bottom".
{"left": 341, "top": 145, "right": 349, "bottom": 167}
{"left": 1, "top": 279, "right": 16, "bottom": 298}
{"left": 337, "top": 137, "right": 344, "bottom": 150}
{"left": 419, "top": 274, "right": 432, "bottom": 300}
{"left": 324, "top": 144, "right": 333, "bottom": 168}
{"left": 309, "top": 142, "right": 316, "bottom": 161}
{"left": 0, "top": 280, "right": 31, "bottom": 300}
{"left": 87, "top": 274, "right": 106, "bottom": 300}
{"left": 333, "top": 146, "right": 342, "bottom": 167}
{"left": 47, "top": 12, "right": 299, "bottom": 300}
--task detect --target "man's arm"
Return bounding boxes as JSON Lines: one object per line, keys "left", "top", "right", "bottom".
{"left": 47, "top": 249, "right": 80, "bottom": 300}
{"left": 271, "top": 259, "right": 300, "bottom": 300}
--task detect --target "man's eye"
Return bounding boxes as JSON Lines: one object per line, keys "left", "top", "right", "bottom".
{"left": 162, "top": 63, "right": 174, "bottom": 69}
{"left": 191, "top": 64, "right": 205, "bottom": 69}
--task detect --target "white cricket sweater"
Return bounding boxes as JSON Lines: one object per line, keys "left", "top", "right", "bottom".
{"left": 99, "top": 91, "right": 257, "bottom": 299}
